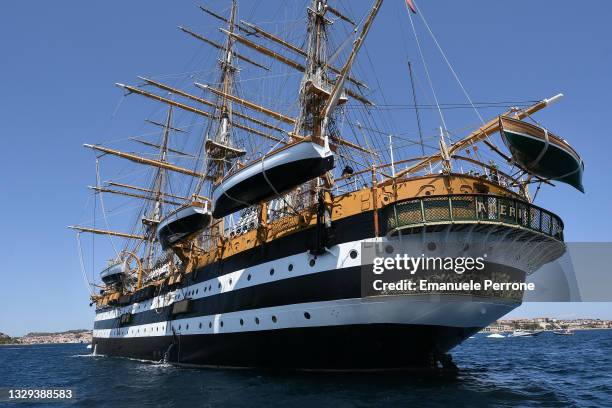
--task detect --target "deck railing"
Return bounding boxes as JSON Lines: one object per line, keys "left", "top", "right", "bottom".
{"left": 384, "top": 194, "right": 564, "bottom": 241}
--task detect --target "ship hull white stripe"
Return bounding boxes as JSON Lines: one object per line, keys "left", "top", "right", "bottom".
{"left": 93, "top": 295, "right": 517, "bottom": 339}
{"left": 95, "top": 240, "right": 366, "bottom": 322}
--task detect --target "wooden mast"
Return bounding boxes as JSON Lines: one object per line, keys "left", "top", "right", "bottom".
{"left": 89, "top": 186, "right": 183, "bottom": 206}
{"left": 141, "top": 106, "right": 173, "bottom": 286}
{"left": 68, "top": 226, "right": 144, "bottom": 240}
{"left": 138, "top": 76, "right": 285, "bottom": 133}
{"left": 83, "top": 143, "right": 210, "bottom": 179}
{"left": 116, "top": 83, "right": 283, "bottom": 143}
{"left": 105, "top": 181, "right": 209, "bottom": 202}
{"left": 179, "top": 26, "right": 268, "bottom": 70}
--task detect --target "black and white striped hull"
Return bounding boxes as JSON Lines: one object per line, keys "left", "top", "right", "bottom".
{"left": 92, "top": 222, "right": 532, "bottom": 369}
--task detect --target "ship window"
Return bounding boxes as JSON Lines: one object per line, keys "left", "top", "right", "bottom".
{"left": 209, "top": 322, "right": 212, "bottom": 328}
{"left": 220, "top": 321, "right": 224, "bottom": 327}
{"left": 229, "top": 279, "right": 233, "bottom": 285}
{"left": 385, "top": 245, "right": 394, "bottom": 254}
{"left": 196, "top": 289, "right": 199, "bottom": 295}
{"left": 186, "top": 324, "right": 189, "bottom": 330}
{"left": 270, "top": 268, "right": 275, "bottom": 276}
{"left": 199, "top": 323, "right": 202, "bottom": 329}
{"left": 309, "top": 259, "right": 315, "bottom": 267}
{"left": 178, "top": 325, "right": 181, "bottom": 330}
{"left": 218, "top": 283, "right": 221, "bottom": 289}
{"left": 427, "top": 242, "right": 437, "bottom": 251}
{"left": 240, "top": 319, "right": 244, "bottom": 326}
{"left": 255, "top": 317, "right": 260, "bottom": 325}
{"left": 288, "top": 264, "right": 293, "bottom": 271}
{"left": 209, "top": 285, "right": 212, "bottom": 291}
{"left": 350, "top": 250, "right": 358, "bottom": 259}
{"left": 247, "top": 274, "right": 251, "bottom": 281}
{"left": 304, "top": 312, "right": 311, "bottom": 320}
{"left": 272, "top": 316, "right": 277, "bottom": 323}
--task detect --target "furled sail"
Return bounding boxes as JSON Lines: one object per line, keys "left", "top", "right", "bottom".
{"left": 499, "top": 116, "right": 584, "bottom": 192}
{"left": 156, "top": 202, "right": 212, "bottom": 249}
{"left": 212, "top": 139, "right": 334, "bottom": 219}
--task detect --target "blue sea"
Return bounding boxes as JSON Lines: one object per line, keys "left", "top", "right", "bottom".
{"left": 1, "top": 330, "right": 611, "bottom": 407}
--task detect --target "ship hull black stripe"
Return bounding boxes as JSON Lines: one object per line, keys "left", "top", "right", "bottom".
{"left": 92, "top": 323, "right": 477, "bottom": 369}
{"left": 94, "top": 261, "right": 523, "bottom": 330}
{"left": 96, "top": 210, "right": 378, "bottom": 311}
{"left": 94, "top": 265, "right": 362, "bottom": 330}
{"left": 193, "top": 209, "right": 375, "bottom": 281}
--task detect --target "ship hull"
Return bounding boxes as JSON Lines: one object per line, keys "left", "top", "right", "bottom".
{"left": 93, "top": 296, "right": 515, "bottom": 370}
{"left": 92, "top": 201, "right": 564, "bottom": 370}
{"left": 93, "top": 324, "right": 478, "bottom": 370}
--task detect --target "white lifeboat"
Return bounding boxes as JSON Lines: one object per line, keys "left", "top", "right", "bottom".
{"left": 212, "top": 139, "right": 334, "bottom": 219}
{"left": 156, "top": 201, "right": 211, "bottom": 249}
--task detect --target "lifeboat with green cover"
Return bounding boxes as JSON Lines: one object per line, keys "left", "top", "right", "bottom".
{"left": 499, "top": 116, "right": 584, "bottom": 192}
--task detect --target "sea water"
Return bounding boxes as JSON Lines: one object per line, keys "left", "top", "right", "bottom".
{"left": 1, "top": 330, "right": 611, "bottom": 407}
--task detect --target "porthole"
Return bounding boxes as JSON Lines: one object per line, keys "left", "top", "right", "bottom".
{"left": 255, "top": 317, "right": 260, "bottom": 324}
{"left": 288, "top": 264, "right": 294, "bottom": 271}
{"left": 272, "top": 315, "right": 277, "bottom": 323}
{"left": 240, "top": 319, "right": 244, "bottom": 326}
{"left": 199, "top": 323, "right": 202, "bottom": 329}
{"left": 209, "top": 322, "right": 212, "bottom": 328}
{"left": 209, "top": 285, "right": 212, "bottom": 291}
{"left": 229, "top": 279, "right": 232, "bottom": 285}
{"left": 247, "top": 274, "right": 252, "bottom": 281}
{"left": 309, "top": 259, "right": 315, "bottom": 267}
{"left": 178, "top": 325, "right": 181, "bottom": 330}
{"left": 427, "top": 242, "right": 437, "bottom": 251}
{"left": 218, "top": 283, "right": 221, "bottom": 289}
{"left": 220, "top": 321, "right": 224, "bottom": 327}
{"left": 385, "top": 245, "right": 394, "bottom": 254}
{"left": 349, "top": 249, "right": 358, "bottom": 259}
{"left": 186, "top": 324, "right": 189, "bottom": 330}
{"left": 270, "top": 268, "right": 275, "bottom": 276}
{"left": 304, "top": 312, "right": 311, "bottom": 320}
{"left": 196, "top": 289, "right": 199, "bottom": 294}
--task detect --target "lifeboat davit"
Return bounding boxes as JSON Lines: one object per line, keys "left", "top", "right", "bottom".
{"left": 212, "top": 139, "right": 334, "bottom": 219}
{"left": 100, "top": 261, "right": 127, "bottom": 285}
{"left": 499, "top": 116, "right": 584, "bottom": 192}
{"left": 156, "top": 201, "right": 212, "bottom": 249}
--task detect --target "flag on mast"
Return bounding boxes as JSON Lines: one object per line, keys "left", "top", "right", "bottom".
{"left": 406, "top": 0, "right": 417, "bottom": 14}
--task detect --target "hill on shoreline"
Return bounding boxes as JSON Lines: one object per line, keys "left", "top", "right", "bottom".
{"left": 0, "top": 330, "right": 92, "bottom": 345}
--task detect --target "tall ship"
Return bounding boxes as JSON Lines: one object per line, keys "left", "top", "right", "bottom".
{"left": 72, "top": 0, "right": 583, "bottom": 370}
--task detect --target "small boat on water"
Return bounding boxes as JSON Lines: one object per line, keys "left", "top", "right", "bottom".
{"left": 487, "top": 333, "right": 505, "bottom": 338}
{"left": 510, "top": 330, "right": 543, "bottom": 337}
{"left": 499, "top": 116, "right": 584, "bottom": 192}
{"left": 553, "top": 329, "right": 574, "bottom": 335}
{"left": 212, "top": 139, "right": 334, "bottom": 219}
{"left": 156, "top": 201, "right": 211, "bottom": 249}
{"left": 99, "top": 261, "right": 127, "bottom": 285}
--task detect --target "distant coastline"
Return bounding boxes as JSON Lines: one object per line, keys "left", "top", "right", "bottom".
{"left": 0, "top": 330, "right": 92, "bottom": 346}
{"left": 481, "top": 318, "right": 612, "bottom": 333}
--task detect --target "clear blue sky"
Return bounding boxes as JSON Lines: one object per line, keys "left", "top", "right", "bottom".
{"left": 0, "top": 1, "right": 610, "bottom": 336}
